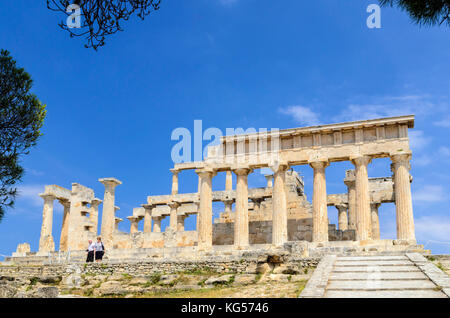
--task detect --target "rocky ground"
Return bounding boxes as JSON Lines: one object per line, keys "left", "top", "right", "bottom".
{"left": 0, "top": 265, "right": 313, "bottom": 298}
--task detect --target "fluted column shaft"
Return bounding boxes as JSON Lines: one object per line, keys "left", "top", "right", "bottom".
{"left": 233, "top": 168, "right": 251, "bottom": 248}
{"left": 371, "top": 203, "right": 381, "bottom": 240}
{"left": 39, "top": 194, "right": 56, "bottom": 252}
{"left": 168, "top": 201, "right": 180, "bottom": 231}
{"left": 177, "top": 214, "right": 187, "bottom": 231}
{"left": 344, "top": 172, "right": 357, "bottom": 231}
{"left": 90, "top": 199, "right": 101, "bottom": 235}
{"left": 196, "top": 169, "right": 215, "bottom": 250}
{"left": 351, "top": 156, "right": 372, "bottom": 241}
{"left": 99, "top": 178, "right": 122, "bottom": 244}
{"left": 153, "top": 216, "right": 162, "bottom": 233}
{"left": 271, "top": 164, "right": 289, "bottom": 246}
{"left": 143, "top": 204, "right": 154, "bottom": 233}
{"left": 336, "top": 204, "right": 348, "bottom": 231}
{"left": 310, "top": 161, "right": 329, "bottom": 242}
{"left": 171, "top": 169, "right": 179, "bottom": 195}
{"left": 392, "top": 153, "right": 415, "bottom": 241}
{"left": 59, "top": 199, "right": 70, "bottom": 251}
{"left": 225, "top": 171, "right": 233, "bottom": 191}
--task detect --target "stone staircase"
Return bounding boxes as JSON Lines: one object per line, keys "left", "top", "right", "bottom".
{"left": 300, "top": 253, "right": 450, "bottom": 298}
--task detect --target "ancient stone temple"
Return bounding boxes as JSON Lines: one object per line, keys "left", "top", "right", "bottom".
{"left": 9, "top": 115, "right": 424, "bottom": 263}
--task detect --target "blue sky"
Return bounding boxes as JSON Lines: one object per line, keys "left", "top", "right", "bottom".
{"left": 0, "top": 0, "right": 449, "bottom": 258}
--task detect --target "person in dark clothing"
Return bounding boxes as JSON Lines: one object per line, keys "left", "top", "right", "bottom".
{"left": 94, "top": 237, "right": 105, "bottom": 262}
{"left": 86, "top": 240, "right": 95, "bottom": 262}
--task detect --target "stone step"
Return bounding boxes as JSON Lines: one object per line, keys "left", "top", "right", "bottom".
{"left": 337, "top": 256, "right": 408, "bottom": 261}
{"left": 334, "top": 260, "right": 413, "bottom": 266}
{"left": 329, "top": 271, "right": 428, "bottom": 280}
{"left": 327, "top": 279, "right": 437, "bottom": 290}
{"left": 333, "top": 265, "right": 421, "bottom": 272}
{"left": 325, "top": 290, "right": 447, "bottom": 298}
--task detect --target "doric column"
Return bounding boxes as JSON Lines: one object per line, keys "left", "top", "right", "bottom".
{"left": 351, "top": 156, "right": 372, "bottom": 241}
{"left": 336, "top": 204, "right": 348, "bottom": 231}
{"left": 127, "top": 216, "right": 140, "bottom": 234}
{"left": 251, "top": 198, "right": 263, "bottom": 214}
{"left": 344, "top": 170, "right": 356, "bottom": 230}
{"left": 225, "top": 170, "right": 233, "bottom": 191}
{"left": 270, "top": 163, "right": 289, "bottom": 246}
{"left": 391, "top": 153, "right": 416, "bottom": 242}
{"left": 233, "top": 167, "right": 252, "bottom": 249}
{"left": 223, "top": 199, "right": 234, "bottom": 214}
{"left": 142, "top": 203, "right": 155, "bottom": 233}
{"left": 195, "top": 168, "right": 216, "bottom": 250}
{"left": 153, "top": 216, "right": 162, "bottom": 233}
{"left": 115, "top": 217, "right": 123, "bottom": 231}
{"left": 38, "top": 194, "right": 56, "bottom": 253}
{"left": 170, "top": 169, "right": 179, "bottom": 195}
{"left": 99, "top": 178, "right": 122, "bottom": 245}
{"left": 90, "top": 198, "right": 102, "bottom": 235}
{"left": 264, "top": 174, "right": 273, "bottom": 188}
{"left": 58, "top": 199, "right": 70, "bottom": 252}
{"left": 309, "top": 160, "right": 329, "bottom": 242}
{"left": 371, "top": 203, "right": 381, "bottom": 240}
{"left": 177, "top": 214, "right": 187, "bottom": 231}
{"left": 168, "top": 200, "right": 180, "bottom": 231}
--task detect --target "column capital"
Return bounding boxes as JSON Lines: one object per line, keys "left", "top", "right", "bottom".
{"left": 39, "top": 193, "right": 56, "bottom": 201}
{"left": 195, "top": 167, "right": 217, "bottom": 178}
{"left": 370, "top": 202, "right": 381, "bottom": 209}
{"left": 231, "top": 166, "right": 253, "bottom": 175}
{"left": 250, "top": 197, "right": 264, "bottom": 204}
{"left": 142, "top": 203, "right": 157, "bottom": 210}
{"left": 390, "top": 152, "right": 412, "bottom": 164}
{"left": 308, "top": 159, "right": 329, "bottom": 170}
{"left": 335, "top": 203, "right": 348, "bottom": 212}
{"left": 269, "top": 161, "right": 290, "bottom": 173}
{"left": 99, "top": 177, "right": 122, "bottom": 188}
{"left": 126, "top": 216, "right": 141, "bottom": 222}
{"left": 57, "top": 198, "right": 70, "bottom": 208}
{"left": 170, "top": 168, "right": 180, "bottom": 175}
{"left": 91, "top": 198, "right": 102, "bottom": 207}
{"left": 350, "top": 155, "right": 372, "bottom": 167}
{"left": 167, "top": 200, "right": 181, "bottom": 209}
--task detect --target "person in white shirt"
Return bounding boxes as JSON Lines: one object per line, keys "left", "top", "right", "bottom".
{"left": 86, "top": 240, "right": 95, "bottom": 263}
{"left": 94, "top": 237, "right": 105, "bottom": 262}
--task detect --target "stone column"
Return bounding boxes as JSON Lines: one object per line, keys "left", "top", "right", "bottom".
{"left": 142, "top": 204, "right": 155, "bottom": 233}
{"left": 177, "top": 214, "right": 187, "bottom": 231}
{"left": 309, "top": 160, "right": 329, "bottom": 242}
{"left": 344, "top": 170, "right": 356, "bottom": 231}
{"left": 58, "top": 199, "right": 70, "bottom": 252}
{"left": 264, "top": 174, "right": 273, "bottom": 188}
{"left": 90, "top": 198, "right": 102, "bottom": 235}
{"left": 168, "top": 200, "right": 180, "bottom": 231}
{"left": 351, "top": 156, "right": 372, "bottom": 241}
{"left": 115, "top": 217, "right": 123, "bottom": 231}
{"left": 225, "top": 170, "right": 233, "bottom": 191}
{"left": 391, "top": 153, "right": 416, "bottom": 242}
{"left": 38, "top": 194, "right": 56, "bottom": 253}
{"left": 270, "top": 163, "right": 289, "bottom": 246}
{"left": 195, "top": 168, "right": 216, "bottom": 250}
{"left": 336, "top": 204, "right": 348, "bottom": 231}
{"left": 233, "top": 167, "right": 252, "bottom": 249}
{"left": 251, "top": 198, "right": 263, "bottom": 214}
{"left": 153, "top": 216, "right": 162, "bottom": 233}
{"left": 127, "top": 216, "right": 140, "bottom": 234}
{"left": 99, "top": 178, "right": 122, "bottom": 245}
{"left": 170, "top": 169, "right": 179, "bottom": 195}
{"left": 371, "top": 203, "right": 381, "bottom": 240}
{"left": 223, "top": 199, "right": 234, "bottom": 214}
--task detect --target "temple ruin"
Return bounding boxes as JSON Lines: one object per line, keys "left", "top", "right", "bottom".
{"left": 9, "top": 115, "right": 425, "bottom": 263}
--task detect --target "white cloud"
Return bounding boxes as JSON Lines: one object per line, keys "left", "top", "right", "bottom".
{"left": 412, "top": 155, "right": 432, "bottom": 167}
{"left": 413, "top": 185, "right": 445, "bottom": 203}
{"left": 438, "top": 146, "right": 450, "bottom": 157}
{"left": 408, "top": 130, "right": 432, "bottom": 150}
{"left": 433, "top": 116, "right": 450, "bottom": 128}
{"left": 278, "top": 105, "right": 321, "bottom": 126}
{"left": 15, "top": 184, "right": 45, "bottom": 207}
{"left": 415, "top": 216, "right": 450, "bottom": 243}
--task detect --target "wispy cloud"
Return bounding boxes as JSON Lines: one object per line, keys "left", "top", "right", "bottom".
{"left": 278, "top": 105, "right": 322, "bottom": 126}
{"left": 409, "top": 130, "right": 432, "bottom": 150}
{"left": 415, "top": 216, "right": 450, "bottom": 243}
{"left": 413, "top": 185, "right": 445, "bottom": 203}
{"left": 433, "top": 116, "right": 450, "bottom": 128}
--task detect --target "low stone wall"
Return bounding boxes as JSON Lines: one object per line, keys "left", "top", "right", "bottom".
{"left": 0, "top": 256, "right": 320, "bottom": 278}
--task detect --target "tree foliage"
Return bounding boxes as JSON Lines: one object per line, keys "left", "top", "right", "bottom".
{"left": 0, "top": 50, "right": 46, "bottom": 222}
{"left": 380, "top": 0, "right": 450, "bottom": 26}
{"left": 47, "top": 0, "right": 161, "bottom": 50}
